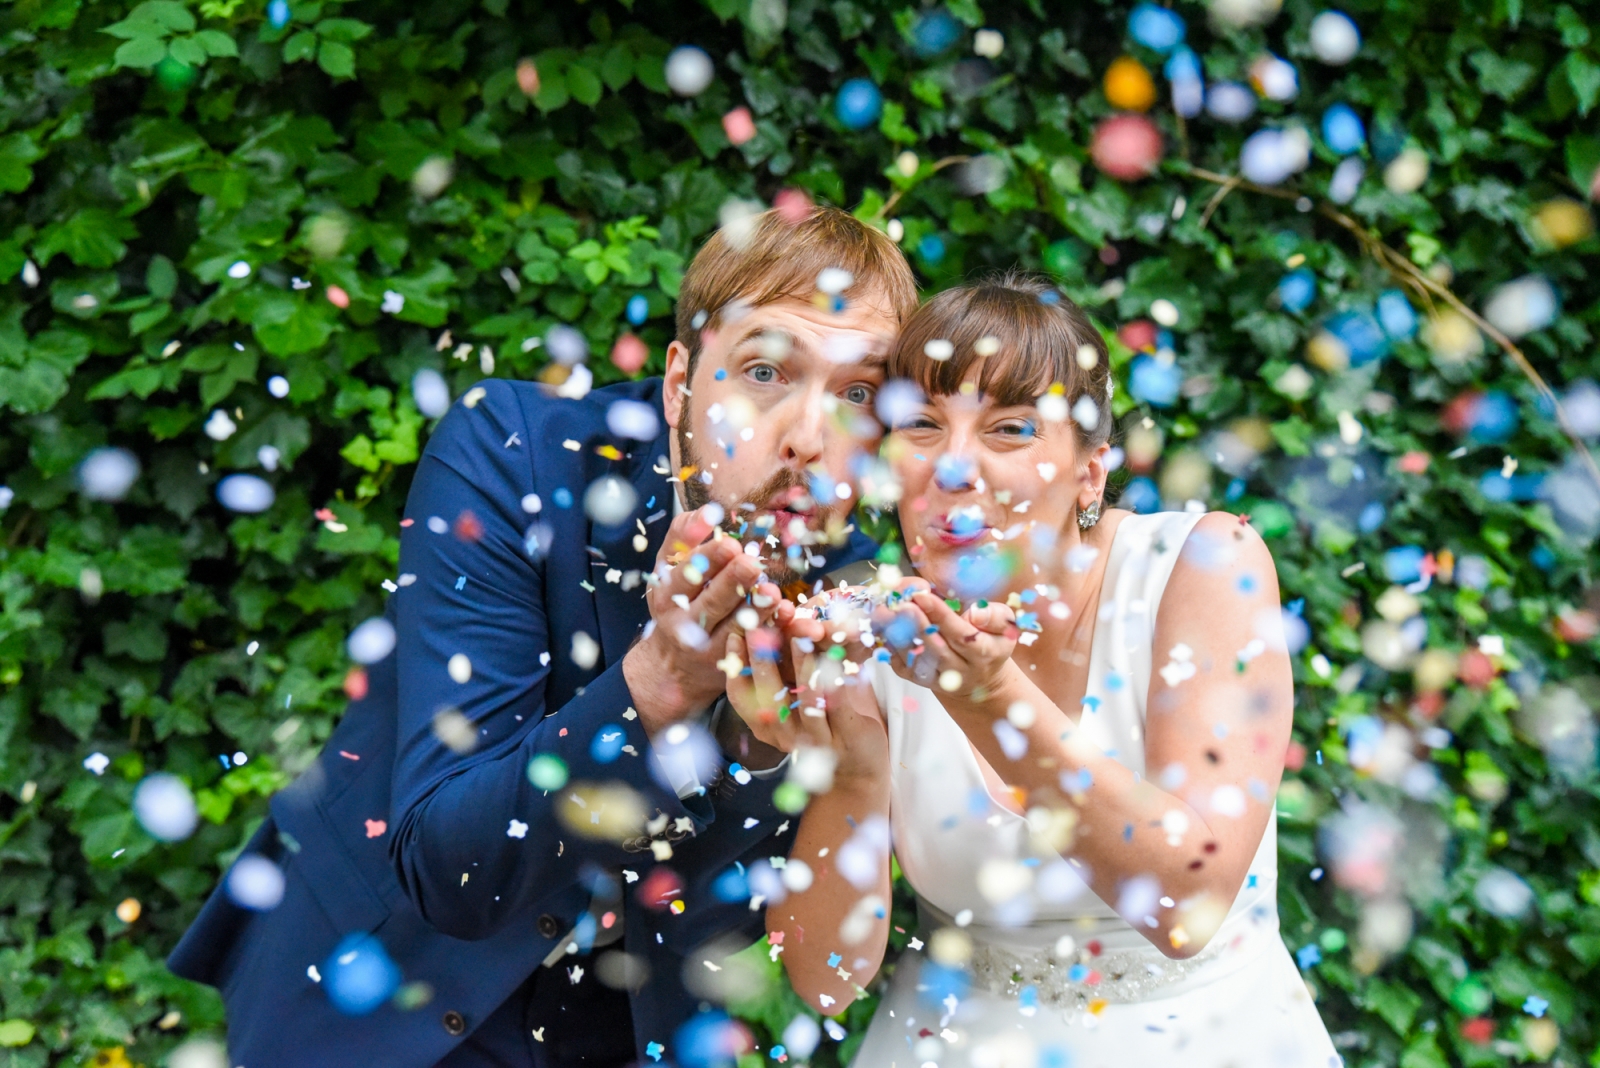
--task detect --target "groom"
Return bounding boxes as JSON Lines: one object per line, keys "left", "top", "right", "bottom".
{"left": 166, "top": 204, "right": 917, "bottom": 1068}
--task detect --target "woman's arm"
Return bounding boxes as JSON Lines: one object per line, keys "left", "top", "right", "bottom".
{"left": 897, "top": 514, "right": 1293, "bottom": 959}
{"left": 766, "top": 771, "right": 892, "bottom": 1013}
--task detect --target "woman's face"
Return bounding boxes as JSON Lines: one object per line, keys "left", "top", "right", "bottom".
{"left": 888, "top": 374, "right": 1099, "bottom": 597}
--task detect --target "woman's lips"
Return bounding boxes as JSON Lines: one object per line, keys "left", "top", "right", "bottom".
{"left": 931, "top": 525, "right": 989, "bottom": 547}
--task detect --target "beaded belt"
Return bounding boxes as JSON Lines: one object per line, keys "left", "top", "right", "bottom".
{"left": 966, "top": 934, "right": 1231, "bottom": 1008}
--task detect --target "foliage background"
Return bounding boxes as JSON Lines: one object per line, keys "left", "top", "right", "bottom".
{"left": 2, "top": 0, "right": 1599, "bottom": 1064}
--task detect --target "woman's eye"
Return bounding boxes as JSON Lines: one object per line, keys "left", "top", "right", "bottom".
{"left": 996, "top": 420, "right": 1037, "bottom": 437}
{"left": 844, "top": 384, "right": 875, "bottom": 405}
{"left": 748, "top": 365, "right": 778, "bottom": 384}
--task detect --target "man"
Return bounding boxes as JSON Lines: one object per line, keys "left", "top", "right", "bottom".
{"left": 166, "top": 204, "right": 917, "bottom": 1067}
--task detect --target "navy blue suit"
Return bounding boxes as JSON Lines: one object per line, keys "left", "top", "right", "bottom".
{"left": 166, "top": 377, "right": 877, "bottom": 1067}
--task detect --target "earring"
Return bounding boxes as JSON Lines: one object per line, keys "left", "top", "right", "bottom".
{"left": 1077, "top": 499, "right": 1102, "bottom": 530}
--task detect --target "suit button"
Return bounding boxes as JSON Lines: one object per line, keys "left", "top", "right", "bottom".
{"left": 442, "top": 1010, "right": 466, "bottom": 1036}
{"left": 537, "top": 914, "right": 561, "bottom": 939}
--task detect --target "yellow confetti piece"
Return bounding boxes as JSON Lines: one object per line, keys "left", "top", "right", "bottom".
{"left": 115, "top": 898, "right": 141, "bottom": 924}
{"left": 596, "top": 444, "right": 623, "bottom": 460}
{"left": 669, "top": 899, "right": 686, "bottom": 914}
{"left": 1088, "top": 998, "right": 1108, "bottom": 1016}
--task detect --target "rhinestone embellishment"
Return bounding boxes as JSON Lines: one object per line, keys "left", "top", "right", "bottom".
{"left": 968, "top": 936, "right": 1228, "bottom": 1008}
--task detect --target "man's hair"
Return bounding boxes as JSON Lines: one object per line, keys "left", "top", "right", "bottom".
{"left": 674, "top": 205, "right": 919, "bottom": 381}
{"left": 885, "top": 269, "right": 1115, "bottom": 453}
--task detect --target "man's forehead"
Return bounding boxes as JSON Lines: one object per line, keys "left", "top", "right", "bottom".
{"left": 725, "top": 296, "right": 898, "bottom": 343}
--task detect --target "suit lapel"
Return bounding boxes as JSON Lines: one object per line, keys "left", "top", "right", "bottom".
{"left": 589, "top": 423, "right": 673, "bottom": 672}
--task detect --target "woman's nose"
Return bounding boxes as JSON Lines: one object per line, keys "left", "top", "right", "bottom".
{"left": 934, "top": 452, "right": 977, "bottom": 492}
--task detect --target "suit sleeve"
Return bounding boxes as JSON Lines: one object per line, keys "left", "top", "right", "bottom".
{"left": 386, "top": 382, "right": 702, "bottom": 942}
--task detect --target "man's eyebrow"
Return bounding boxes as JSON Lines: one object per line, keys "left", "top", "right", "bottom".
{"left": 729, "top": 325, "right": 796, "bottom": 351}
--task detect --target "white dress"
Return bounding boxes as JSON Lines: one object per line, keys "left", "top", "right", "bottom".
{"left": 851, "top": 511, "right": 1340, "bottom": 1068}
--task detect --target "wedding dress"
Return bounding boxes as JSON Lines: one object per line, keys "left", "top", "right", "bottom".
{"left": 850, "top": 510, "right": 1340, "bottom": 1068}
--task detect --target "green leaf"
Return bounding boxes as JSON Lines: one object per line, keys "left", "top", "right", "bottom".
{"left": 318, "top": 39, "right": 355, "bottom": 78}
{"left": 1364, "top": 979, "right": 1423, "bottom": 1036}
{"left": 251, "top": 291, "right": 335, "bottom": 355}
{"left": 33, "top": 208, "right": 137, "bottom": 268}
{"left": 114, "top": 35, "right": 170, "bottom": 69}
{"left": 167, "top": 34, "right": 208, "bottom": 66}
{"left": 566, "top": 62, "right": 602, "bottom": 106}
{"left": 599, "top": 42, "right": 633, "bottom": 91}
{"left": 0, "top": 1020, "right": 35, "bottom": 1048}
{"left": 146, "top": 254, "right": 178, "bottom": 299}
{"left": 193, "top": 28, "right": 239, "bottom": 57}
{"left": 1566, "top": 52, "right": 1600, "bottom": 116}
{"left": 283, "top": 30, "right": 318, "bottom": 63}
{"left": 0, "top": 133, "right": 43, "bottom": 194}
{"left": 1470, "top": 50, "right": 1537, "bottom": 99}
{"left": 703, "top": 0, "right": 740, "bottom": 20}
{"left": 314, "top": 17, "right": 373, "bottom": 41}
{"left": 133, "top": 0, "right": 196, "bottom": 32}
{"left": 878, "top": 100, "right": 918, "bottom": 145}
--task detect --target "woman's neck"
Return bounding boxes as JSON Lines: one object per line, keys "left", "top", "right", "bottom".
{"left": 1010, "top": 509, "right": 1126, "bottom": 687}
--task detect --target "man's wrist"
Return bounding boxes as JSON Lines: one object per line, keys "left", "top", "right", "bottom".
{"left": 622, "top": 641, "right": 690, "bottom": 733}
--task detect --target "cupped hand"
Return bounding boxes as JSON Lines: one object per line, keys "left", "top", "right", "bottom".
{"left": 880, "top": 590, "right": 1020, "bottom": 706}
{"left": 623, "top": 505, "right": 767, "bottom": 732}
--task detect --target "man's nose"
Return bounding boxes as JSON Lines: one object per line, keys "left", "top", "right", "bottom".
{"left": 775, "top": 394, "right": 826, "bottom": 469}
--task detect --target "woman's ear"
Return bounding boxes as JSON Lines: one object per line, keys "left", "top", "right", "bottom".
{"left": 1081, "top": 441, "right": 1112, "bottom": 504}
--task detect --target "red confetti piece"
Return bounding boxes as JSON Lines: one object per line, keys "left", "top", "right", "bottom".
{"left": 773, "top": 187, "right": 813, "bottom": 226}
{"left": 1284, "top": 740, "right": 1305, "bottom": 771}
{"left": 454, "top": 510, "right": 483, "bottom": 542}
{"left": 1457, "top": 649, "right": 1496, "bottom": 689}
{"left": 344, "top": 667, "right": 368, "bottom": 700}
{"left": 559, "top": 727, "right": 568, "bottom": 736}
{"left": 326, "top": 285, "right": 350, "bottom": 309}
{"left": 339, "top": 750, "right": 361, "bottom": 761}
{"left": 516, "top": 58, "right": 540, "bottom": 96}
{"left": 315, "top": 508, "right": 336, "bottom": 521}
{"left": 722, "top": 106, "right": 756, "bottom": 145}
{"left": 611, "top": 334, "right": 648, "bottom": 375}
{"left": 1460, "top": 1017, "right": 1493, "bottom": 1045}
{"left": 365, "top": 819, "right": 387, "bottom": 838}
{"left": 1117, "top": 320, "right": 1159, "bottom": 352}
{"left": 1397, "top": 451, "right": 1431, "bottom": 474}
{"left": 638, "top": 867, "right": 683, "bottom": 910}
{"left": 400, "top": 518, "right": 414, "bottom": 526}
{"left": 1090, "top": 114, "right": 1163, "bottom": 181}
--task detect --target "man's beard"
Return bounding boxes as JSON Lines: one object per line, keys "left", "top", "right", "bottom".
{"left": 677, "top": 420, "right": 840, "bottom": 590}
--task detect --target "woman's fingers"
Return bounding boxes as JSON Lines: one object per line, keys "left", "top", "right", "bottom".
{"left": 913, "top": 591, "right": 975, "bottom": 648}
{"left": 965, "top": 600, "right": 1017, "bottom": 636}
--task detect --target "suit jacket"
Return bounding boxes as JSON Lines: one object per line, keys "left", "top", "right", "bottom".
{"left": 166, "top": 376, "right": 878, "bottom": 1067}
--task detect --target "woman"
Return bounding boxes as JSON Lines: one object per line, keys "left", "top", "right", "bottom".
{"left": 725, "top": 272, "right": 1338, "bottom": 1066}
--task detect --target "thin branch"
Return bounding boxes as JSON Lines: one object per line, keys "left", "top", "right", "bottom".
{"left": 873, "top": 154, "right": 972, "bottom": 221}
{"left": 1182, "top": 165, "right": 1600, "bottom": 495}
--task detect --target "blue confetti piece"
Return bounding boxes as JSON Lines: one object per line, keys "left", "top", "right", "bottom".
{"left": 1247, "top": 873, "right": 1258, "bottom": 888}
{"left": 626, "top": 294, "right": 649, "bottom": 326}
{"left": 553, "top": 487, "right": 573, "bottom": 508}
{"left": 1237, "top": 573, "right": 1258, "bottom": 594}
{"left": 770, "top": 1046, "right": 787, "bottom": 1061}
{"left": 455, "top": 576, "right": 466, "bottom": 590}
{"left": 1019, "top": 984, "right": 1039, "bottom": 1010}
{"left": 591, "top": 726, "right": 626, "bottom": 764}
{"left": 1067, "top": 963, "right": 1089, "bottom": 982}
{"left": 266, "top": 0, "right": 290, "bottom": 27}
{"left": 1123, "top": 823, "right": 1134, "bottom": 841}
{"left": 323, "top": 933, "right": 401, "bottom": 1015}
{"left": 827, "top": 952, "right": 842, "bottom": 967}
{"left": 645, "top": 1041, "right": 664, "bottom": 1062}
{"left": 1081, "top": 695, "right": 1102, "bottom": 712}
{"left": 917, "top": 234, "right": 945, "bottom": 263}
{"left": 1523, "top": 994, "right": 1548, "bottom": 1017}
{"left": 714, "top": 368, "right": 727, "bottom": 380}
{"left": 645, "top": 496, "right": 656, "bottom": 508}
{"left": 1286, "top": 598, "right": 1305, "bottom": 616}
{"left": 1296, "top": 944, "right": 1322, "bottom": 969}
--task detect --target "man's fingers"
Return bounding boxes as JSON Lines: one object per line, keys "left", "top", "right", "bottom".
{"left": 690, "top": 552, "right": 763, "bottom": 625}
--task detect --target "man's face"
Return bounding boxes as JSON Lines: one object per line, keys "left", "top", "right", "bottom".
{"left": 664, "top": 296, "right": 896, "bottom": 588}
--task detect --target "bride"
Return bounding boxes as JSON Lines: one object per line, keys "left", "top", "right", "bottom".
{"left": 724, "top": 272, "right": 1340, "bottom": 1066}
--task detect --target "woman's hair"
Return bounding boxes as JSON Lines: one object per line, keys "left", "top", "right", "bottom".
{"left": 884, "top": 269, "right": 1114, "bottom": 454}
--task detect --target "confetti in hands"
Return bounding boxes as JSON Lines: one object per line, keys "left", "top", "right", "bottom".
{"left": 724, "top": 598, "right": 888, "bottom": 788}
{"left": 878, "top": 587, "right": 1021, "bottom": 704}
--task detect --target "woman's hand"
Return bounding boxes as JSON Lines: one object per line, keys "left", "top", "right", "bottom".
{"left": 881, "top": 590, "right": 1021, "bottom": 707}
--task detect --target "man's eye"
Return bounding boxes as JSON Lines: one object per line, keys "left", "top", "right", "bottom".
{"left": 749, "top": 365, "right": 778, "bottom": 384}
{"left": 844, "top": 384, "right": 875, "bottom": 405}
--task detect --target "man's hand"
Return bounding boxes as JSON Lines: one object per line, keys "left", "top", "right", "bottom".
{"left": 623, "top": 505, "right": 766, "bottom": 733}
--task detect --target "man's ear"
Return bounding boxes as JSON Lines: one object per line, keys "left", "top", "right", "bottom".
{"left": 663, "top": 339, "right": 692, "bottom": 431}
